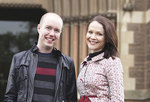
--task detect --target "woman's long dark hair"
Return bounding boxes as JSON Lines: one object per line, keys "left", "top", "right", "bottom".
{"left": 88, "top": 15, "right": 118, "bottom": 59}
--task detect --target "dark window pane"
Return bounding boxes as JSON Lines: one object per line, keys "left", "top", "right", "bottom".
{"left": 0, "top": 20, "right": 37, "bottom": 101}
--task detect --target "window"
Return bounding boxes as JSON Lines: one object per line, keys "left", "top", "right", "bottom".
{"left": 0, "top": 7, "right": 46, "bottom": 101}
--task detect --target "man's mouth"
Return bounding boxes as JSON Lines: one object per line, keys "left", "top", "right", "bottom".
{"left": 46, "top": 37, "right": 55, "bottom": 42}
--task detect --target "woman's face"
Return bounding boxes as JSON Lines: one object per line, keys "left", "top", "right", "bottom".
{"left": 86, "top": 21, "right": 105, "bottom": 53}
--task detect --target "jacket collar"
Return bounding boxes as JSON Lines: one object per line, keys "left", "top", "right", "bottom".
{"left": 91, "top": 52, "right": 104, "bottom": 62}
{"left": 29, "top": 42, "right": 38, "bottom": 53}
{"left": 81, "top": 52, "right": 104, "bottom": 67}
{"left": 19, "top": 51, "right": 30, "bottom": 66}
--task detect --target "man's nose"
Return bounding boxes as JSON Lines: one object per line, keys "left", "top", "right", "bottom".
{"left": 49, "top": 29, "right": 55, "bottom": 36}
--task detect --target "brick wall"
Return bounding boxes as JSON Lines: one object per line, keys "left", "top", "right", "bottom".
{"left": 146, "top": 22, "right": 150, "bottom": 88}
{"left": 125, "top": 0, "right": 150, "bottom": 101}
{"left": 132, "top": 0, "right": 147, "bottom": 11}
{"left": 128, "top": 23, "right": 146, "bottom": 89}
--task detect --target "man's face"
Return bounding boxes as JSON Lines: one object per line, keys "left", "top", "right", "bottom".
{"left": 37, "top": 15, "right": 62, "bottom": 52}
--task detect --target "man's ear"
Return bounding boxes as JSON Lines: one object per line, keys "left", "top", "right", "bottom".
{"left": 37, "top": 24, "right": 40, "bottom": 33}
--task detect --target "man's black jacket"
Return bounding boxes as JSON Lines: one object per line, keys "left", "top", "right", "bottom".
{"left": 4, "top": 45, "right": 77, "bottom": 102}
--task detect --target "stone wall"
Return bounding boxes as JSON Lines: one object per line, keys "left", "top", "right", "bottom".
{"left": 123, "top": 0, "right": 150, "bottom": 101}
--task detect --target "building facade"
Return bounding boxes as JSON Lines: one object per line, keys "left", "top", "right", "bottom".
{"left": 0, "top": 0, "right": 150, "bottom": 102}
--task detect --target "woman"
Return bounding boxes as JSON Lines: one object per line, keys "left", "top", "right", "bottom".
{"left": 77, "top": 15, "right": 124, "bottom": 102}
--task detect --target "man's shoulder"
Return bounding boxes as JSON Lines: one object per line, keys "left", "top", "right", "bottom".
{"left": 62, "top": 54, "right": 73, "bottom": 62}
{"left": 13, "top": 50, "right": 31, "bottom": 59}
{"left": 14, "top": 51, "right": 26, "bottom": 56}
{"left": 53, "top": 47, "right": 74, "bottom": 63}
{"left": 61, "top": 54, "right": 75, "bottom": 70}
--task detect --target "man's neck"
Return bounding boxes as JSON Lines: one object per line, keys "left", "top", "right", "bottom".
{"left": 37, "top": 45, "right": 53, "bottom": 53}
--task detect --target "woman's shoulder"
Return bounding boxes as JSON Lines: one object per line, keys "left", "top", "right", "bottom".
{"left": 104, "top": 56, "right": 121, "bottom": 63}
{"left": 104, "top": 56, "right": 123, "bottom": 72}
{"left": 101, "top": 56, "right": 122, "bottom": 69}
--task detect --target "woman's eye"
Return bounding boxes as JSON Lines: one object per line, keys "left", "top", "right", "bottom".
{"left": 97, "top": 33, "right": 102, "bottom": 36}
{"left": 88, "top": 31, "right": 93, "bottom": 34}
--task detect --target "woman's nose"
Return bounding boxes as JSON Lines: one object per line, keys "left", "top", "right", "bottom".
{"left": 90, "top": 33, "right": 96, "bottom": 39}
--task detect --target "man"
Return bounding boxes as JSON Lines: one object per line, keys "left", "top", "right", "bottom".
{"left": 4, "top": 12, "right": 77, "bottom": 102}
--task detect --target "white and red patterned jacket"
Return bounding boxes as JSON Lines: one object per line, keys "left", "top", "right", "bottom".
{"left": 77, "top": 53, "right": 124, "bottom": 102}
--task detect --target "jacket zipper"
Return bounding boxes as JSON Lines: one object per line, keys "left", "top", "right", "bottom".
{"left": 53, "top": 56, "right": 63, "bottom": 102}
{"left": 27, "top": 53, "right": 38, "bottom": 102}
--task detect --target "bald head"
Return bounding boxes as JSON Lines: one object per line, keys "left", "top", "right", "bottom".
{"left": 39, "top": 12, "right": 63, "bottom": 29}
{"left": 37, "top": 12, "right": 63, "bottom": 53}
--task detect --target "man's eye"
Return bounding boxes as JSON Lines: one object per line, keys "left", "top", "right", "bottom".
{"left": 54, "top": 29, "right": 60, "bottom": 33}
{"left": 46, "top": 27, "right": 52, "bottom": 30}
